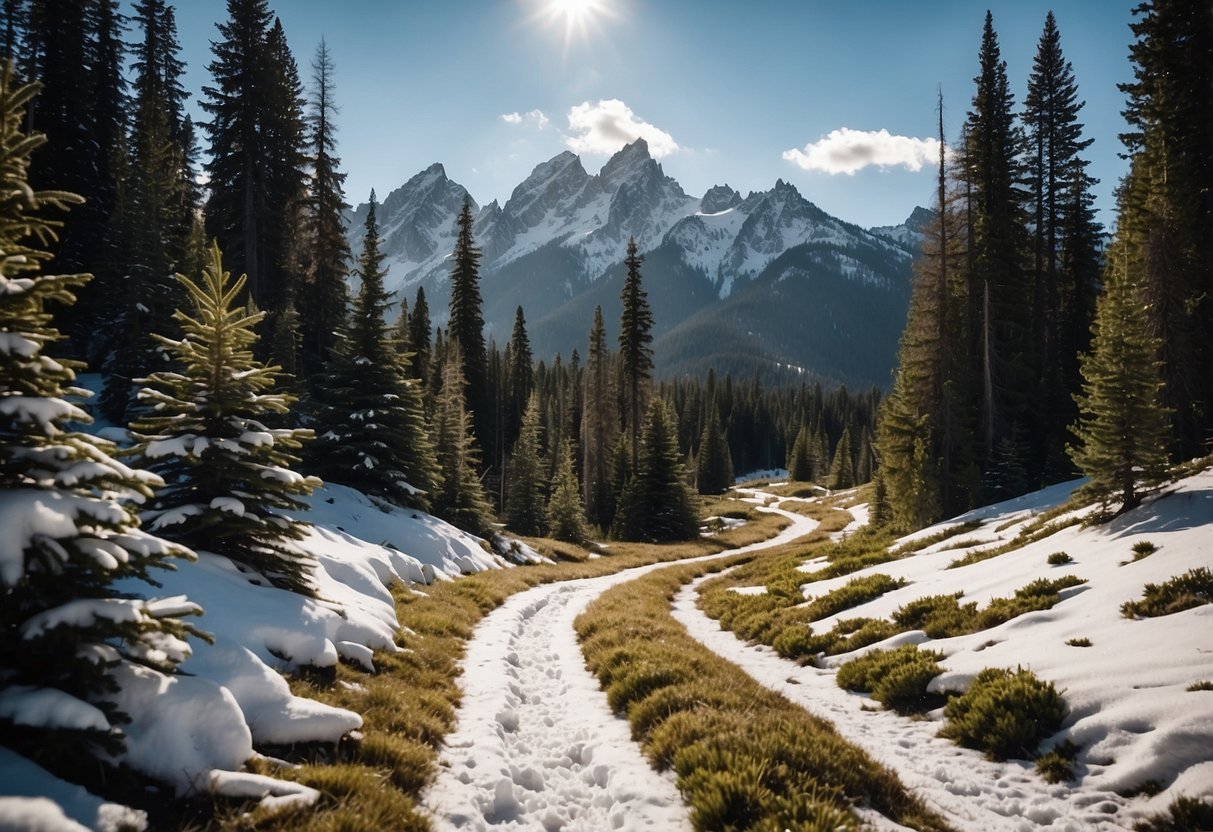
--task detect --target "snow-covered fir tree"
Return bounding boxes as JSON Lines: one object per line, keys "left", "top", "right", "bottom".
{"left": 132, "top": 242, "right": 321, "bottom": 595}
{"left": 0, "top": 64, "right": 202, "bottom": 766}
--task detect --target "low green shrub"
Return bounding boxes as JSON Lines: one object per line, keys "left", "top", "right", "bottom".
{"left": 836, "top": 645, "right": 945, "bottom": 712}
{"left": 1187, "top": 680, "right": 1213, "bottom": 692}
{"left": 1034, "top": 739, "right": 1079, "bottom": 784}
{"left": 892, "top": 593, "right": 976, "bottom": 638}
{"left": 1066, "top": 637, "right": 1092, "bottom": 647}
{"left": 1131, "top": 540, "right": 1158, "bottom": 559}
{"left": 940, "top": 667, "right": 1067, "bottom": 760}
{"left": 1122, "top": 568, "right": 1213, "bottom": 618}
{"left": 1133, "top": 796, "right": 1213, "bottom": 831}
{"left": 802, "top": 573, "right": 907, "bottom": 621}
{"left": 1047, "top": 551, "right": 1073, "bottom": 565}
{"left": 977, "top": 576, "right": 1086, "bottom": 630}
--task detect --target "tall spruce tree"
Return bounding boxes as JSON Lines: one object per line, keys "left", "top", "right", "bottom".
{"left": 447, "top": 195, "right": 489, "bottom": 452}
{"left": 0, "top": 63, "right": 201, "bottom": 767}
{"left": 695, "top": 400, "right": 733, "bottom": 495}
{"left": 581, "top": 305, "right": 619, "bottom": 528}
{"left": 828, "top": 427, "right": 857, "bottom": 490}
{"left": 962, "top": 11, "right": 1032, "bottom": 477}
{"left": 202, "top": 0, "right": 306, "bottom": 319}
{"left": 1116, "top": 0, "right": 1213, "bottom": 459}
{"left": 1022, "top": 11, "right": 1101, "bottom": 480}
{"left": 431, "top": 344, "right": 494, "bottom": 538}
{"left": 298, "top": 37, "right": 350, "bottom": 381}
{"left": 547, "top": 439, "right": 586, "bottom": 544}
{"left": 1068, "top": 253, "right": 1171, "bottom": 514}
{"left": 504, "top": 393, "right": 546, "bottom": 537}
{"left": 307, "top": 191, "right": 438, "bottom": 509}
{"left": 506, "top": 305, "right": 533, "bottom": 450}
{"left": 133, "top": 243, "right": 321, "bottom": 595}
{"left": 788, "top": 423, "right": 814, "bottom": 482}
{"left": 408, "top": 285, "right": 432, "bottom": 385}
{"left": 611, "top": 400, "right": 699, "bottom": 542}
{"left": 618, "top": 236, "right": 654, "bottom": 470}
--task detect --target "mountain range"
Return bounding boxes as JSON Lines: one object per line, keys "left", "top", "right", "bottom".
{"left": 346, "top": 138, "right": 924, "bottom": 389}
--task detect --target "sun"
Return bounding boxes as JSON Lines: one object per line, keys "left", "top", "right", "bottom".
{"left": 534, "top": 0, "right": 617, "bottom": 54}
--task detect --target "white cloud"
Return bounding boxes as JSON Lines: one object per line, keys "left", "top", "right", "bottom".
{"left": 500, "top": 109, "right": 550, "bottom": 129}
{"left": 782, "top": 128, "right": 941, "bottom": 175}
{"left": 565, "top": 99, "right": 679, "bottom": 158}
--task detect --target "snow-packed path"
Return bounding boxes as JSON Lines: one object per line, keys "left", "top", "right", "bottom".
{"left": 671, "top": 571, "right": 1141, "bottom": 831}
{"left": 426, "top": 493, "right": 819, "bottom": 831}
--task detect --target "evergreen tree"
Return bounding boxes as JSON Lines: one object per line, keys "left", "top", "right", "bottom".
{"left": 100, "top": 0, "right": 195, "bottom": 422}
{"left": 506, "top": 305, "right": 533, "bottom": 449}
{"left": 1, "top": 65, "right": 200, "bottom": 766}
{"left": 1068, "top": 254, "right": 1172, "bottom": 515}
{"left": 431, "top": 344, "right": 494, "bottom": 538}
{"left": 606, "top": 431, "right": 632, "bottom": 531}
{"left": 202, "top": 0, "right": 306, "bottom": 318}
{"left": 307, "top": 191, "right": 438, "bottom": 509}
{"left": 788, "top": 423, "right": 814, "bottom": 482}
{"left": 962, "top": 11, "right": 1032, "bottom": 474}
{"left": 298, "top": 37, "right": 350, "bottom": 380}
{"left": 1116, "top": 0, "right": 1213, "bottom": 458}
{"left": 447, "top": 195, "right": 489, "bottom": 452}
{"left": 582, "top": 306, "right": 619, "bottom": 530}
{"left": 548, "top": 439, "right": 586, "bottom": 544}
{"left": 408, "top": 285, "right": 432, "bottom": 385}
{"left": 695, "top": 401, "right": 733, "bottom": 494}
{"left": 503, "top": 393, "right": 546, "bottom": 537}
{"left": 1023, "top": 11, "right": 1101, "bottom": 479}
{"left": 133, "top": 243, "right": 321, "bottom": 595}
{"left": 611, "top": 400, "right": 699, "bottom": 542}
{"left": 828, "top": 427, "right": 857, "bottom": 490}
{"left": 618, "top": 236, "right": 654, "bottom": 470}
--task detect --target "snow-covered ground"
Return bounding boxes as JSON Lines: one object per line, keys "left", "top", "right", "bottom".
{"left": 676, "top": 470, "right": 1213, "bottom": 830}
{"left": 425, "top": 496, "right": 820, "bottom": 831}
{"left": 1, "top": 476, "right": 512, "bottom": 829}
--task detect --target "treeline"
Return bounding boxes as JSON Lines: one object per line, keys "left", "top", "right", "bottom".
{"left": 2, "top": 0, "right": 876, "bottom": 547}
{"left": 875, "top": 5, "right": 1212, "bottom": 529}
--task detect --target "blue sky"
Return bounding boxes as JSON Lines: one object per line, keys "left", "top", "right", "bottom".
{"left": 167, "top": 1, "right": 1136, "bottom": 229}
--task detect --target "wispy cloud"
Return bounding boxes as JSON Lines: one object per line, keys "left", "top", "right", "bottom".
{"left": 783, "top": 128, "right": 940, "bottom": 175}
{"left": 565, "top": 99, "right": 679, "bottom": 158}
{"left": 500, "top": 109, "right": 551, "bottom": 129}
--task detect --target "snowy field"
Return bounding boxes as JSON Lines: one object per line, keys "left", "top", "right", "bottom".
{"left": 679, "top": 470, "right": 1213, "bottom": 830}
{"left": 1, "top": 477, "right": 512, "bottom": 831}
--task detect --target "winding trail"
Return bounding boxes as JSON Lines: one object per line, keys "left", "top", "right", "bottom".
{"left": 425, "top": 491, "right": 818, "bottom": 831}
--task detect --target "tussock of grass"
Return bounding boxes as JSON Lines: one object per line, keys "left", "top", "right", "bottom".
{"left": 1035, "top": 739, "right": 1080, "bottom": 783}
{"left": 835, "top": 645, "right": 945, "bottom": 713}
{"left": 1048, "top": 551, "right": 1073, "bottom": 565}
{"left": 1122, "top": 567, "right": 1213, "bottom": 619}
{"left": 1133, "top": 796, "right": 1213, "bottom": 831}
{"left": 1066, "top": 637, "right": 1092, "bottom": 647}
{"left": 939, "top": 667, "right": 1067, "bottom": 761}
{"left": 576, "top": 559, "right": 950, "bottom": 832}
{"left": 1188, "top": 680, "right": 1213, "bottom": 692}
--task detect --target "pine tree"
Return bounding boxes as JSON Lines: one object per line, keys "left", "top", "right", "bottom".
{"left": 506, "top": 305, "right": 533, "bottom": 449}
{"left": 133, "top": 242, "right": 321, "bottom": 595}
{"left": 695, "top": 401, "right": 733, "bottom": 494}
{"left": 828, "top": 427, "right": 857, "bottom": 490}
{"left": 202, "top": 0, "right": 306, "bottom": 318}
{"left": 606, "top": 431, "right": 632, "bottom": 531}
{"left": 548, "top": 440, "right": 587, "bottom": 544}
{"left": 447, "top": 195, "right": 489, "bottom": 452}
{"left": 504, "top": 393, "right": 546, "bottom": 537}
{"left": 1068, "top": 253, "right": 1172, "bottom": 514}
{"left": 307, "top": 191, "right": 438, "bottom": 509}
{"left": 962, "top": 11, "right": 1033, "bottom": 475}
{"left": 408, "top": 285, "right": 432, "bottom": 385}
{"left": 298, "top": 37, "right": 350, "bottom": 381}
{"left": 0, "top": 65, "right": 201, "bottom": 764}
{"left": 618, "top": 237, "right": 654, "bottom": 470}
{"left": 1116, "top": 0, "right": 1213, "bottom": 459}
{"left": 582, "top": 306, "right": 619, "bottom": 528}
{"left": 611, "top": 400, "right": 699, "bottom": 542}
{"left": 788, "top": 423, "right": 814, "bottom": 482}
{"left": 1023, "top": 11, "right": 1101, "bottom": 480}
{"left": 100, "top": 0, "right": 195, "bottom": 423}
{"left": 431, "top": 344, "right": 494, "bottom": 538}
